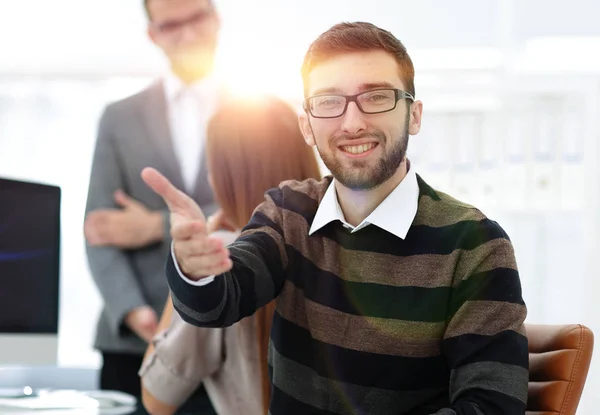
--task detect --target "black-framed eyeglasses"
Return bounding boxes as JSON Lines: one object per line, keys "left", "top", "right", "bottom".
{"left": 304, "top": 88, "right": 415, "bottom": 119}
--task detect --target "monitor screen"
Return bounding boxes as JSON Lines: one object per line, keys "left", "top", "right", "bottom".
{"left": 0, "top": 178, "right": 60, "bottom": 334}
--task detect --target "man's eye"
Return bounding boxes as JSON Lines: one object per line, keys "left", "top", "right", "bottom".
{"left": 317, "top": 98, "right": 342, "bottom": 106}
{"left": 366, "top": 94, "right": 389, "bottom": 101}
{"left": 158, "top": 22, "right": 180, "bottom": 32}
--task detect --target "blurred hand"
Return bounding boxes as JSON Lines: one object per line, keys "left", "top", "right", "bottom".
{"left": 125, "top": 305, "right": 158, "bottom": 343}
{"left": 141, "top": 167, "right": 232, "bottom": 280}
{"left": 206, "top": 209, "right": 238, "bottom": 234}
{"left": 84, "top": 190, "right": 163, "bottom": 249}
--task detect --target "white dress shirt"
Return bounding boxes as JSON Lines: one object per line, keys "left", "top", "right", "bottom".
{"left": 309, "top": 163, "right": 420, "bottom": 239}
{"left": 163, "top": 72, "right": 220, "bottom": 193}
{"left": 176, "top": 163, "right": 420, "bottom": 285}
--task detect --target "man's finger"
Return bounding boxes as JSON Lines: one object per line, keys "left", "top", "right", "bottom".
{"left": 85, "top": 211, "right": 107, "bottom": 224}
{"left": 113, "top": 189, "right": 139, "bottom": 209}
{"left": 84, "top": 213, "right": 108, "bottom": 245}
{"left": 141, "top": 167, "right": 204, "bottom": 220}
{"left": 141, "top": 167, "right": 184, "bottom": 209}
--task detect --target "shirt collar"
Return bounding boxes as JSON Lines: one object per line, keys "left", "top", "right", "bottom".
{"left": 308, "top": 162, "right": 419, "bottom": 239}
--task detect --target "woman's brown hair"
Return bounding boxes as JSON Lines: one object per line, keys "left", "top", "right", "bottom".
{"left": 205, "top": 95, "right": 322, "bottom": 414}
{"left": 206, "top": 96, "right": 322, "bottom": 229}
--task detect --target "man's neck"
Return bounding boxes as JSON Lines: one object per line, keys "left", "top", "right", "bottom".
{"left": 335, "top": 161, "right": 408, "bottom": 227}
{"left": 171, "top": 62, "right": 212, "bottom": 85}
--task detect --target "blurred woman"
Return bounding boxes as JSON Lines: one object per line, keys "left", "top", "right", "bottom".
{"left": 139, "top": 95, "right": 322, "bottom": 415}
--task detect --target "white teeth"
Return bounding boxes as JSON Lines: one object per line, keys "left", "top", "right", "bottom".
{"left": 341, "top": 143, "right": 375, "bottom": 154}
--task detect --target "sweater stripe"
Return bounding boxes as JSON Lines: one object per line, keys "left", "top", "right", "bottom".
{"left": 269, "top": 340, "right": 446, "bottom": 415}
{"left": 270, "top": 312, "right": 449, "bottom": 391}
{"left": 276, "top": 282, "right": 445, "bottom": 358}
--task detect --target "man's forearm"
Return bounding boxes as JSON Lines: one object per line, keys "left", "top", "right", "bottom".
{"left": 166, "top": 249, "right": 231, "bottom": 327}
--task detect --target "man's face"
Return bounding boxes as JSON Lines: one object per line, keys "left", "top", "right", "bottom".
{"left": 299, "top": 50, "right": 422, "bottom": 190}
{"left": 147, "top": 0, "right": 219, "bottom": 69}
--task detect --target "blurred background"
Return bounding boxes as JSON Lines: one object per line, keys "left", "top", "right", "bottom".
{"left": 0, "top": 0, "right": 599, "bottom": 412}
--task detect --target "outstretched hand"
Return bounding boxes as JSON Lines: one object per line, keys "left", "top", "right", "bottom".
{"left": 141, "top": 167, "right": 232, "bottom": 280}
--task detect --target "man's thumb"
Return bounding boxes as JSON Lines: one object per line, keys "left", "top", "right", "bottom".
{"left": 113, "top": 189, "right": 138, "bottom": 209}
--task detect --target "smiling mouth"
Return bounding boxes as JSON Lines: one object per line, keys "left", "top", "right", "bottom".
{"left": 339, "top": 143, "right": 378, "bottom": 155}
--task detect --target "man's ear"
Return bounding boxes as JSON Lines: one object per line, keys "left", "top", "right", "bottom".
{"left": 147, "top": 26, "right": 158, "bottom": 45}
{"left": 298, "top": 111, "right": 316, "bottom": 146}
{"left": 408, "top": 100, "right": 423, "bottom": 136}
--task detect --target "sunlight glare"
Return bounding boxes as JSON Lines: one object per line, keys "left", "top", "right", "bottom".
{"left": 213, "top": 48, "right": 303, "bottom": 101}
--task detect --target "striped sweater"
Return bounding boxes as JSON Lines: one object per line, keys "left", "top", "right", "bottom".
{"left": 167, "top": 175, "right": 529, "bottom": 415}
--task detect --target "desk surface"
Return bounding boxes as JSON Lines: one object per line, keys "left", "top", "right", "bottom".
{"left": 0, "top": 387, "right": 140, "bottom": 414}
{"left": 0, "top": 406, "right": 140, "bottom": 415}
{"left": 0, "top": 405, "right": 206, "bottom": 414}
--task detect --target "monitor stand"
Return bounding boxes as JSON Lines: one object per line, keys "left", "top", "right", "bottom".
{"left": 0, "top": 334, "right": 58, "bottom": 365}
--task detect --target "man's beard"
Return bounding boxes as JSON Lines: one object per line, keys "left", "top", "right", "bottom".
{"left": 316, "top": 117, "right": 409, "bottom": 190}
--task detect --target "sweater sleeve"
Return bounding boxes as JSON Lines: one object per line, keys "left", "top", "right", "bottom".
{"left": 435, "top": 220, "right": 529, "bottom": 415}
{"left": 167, "top": 187, "right": 288, "bottom": 328}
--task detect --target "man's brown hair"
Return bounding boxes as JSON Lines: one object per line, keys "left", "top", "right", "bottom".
{"left": 301, "top": 21, "right": 415, "bottom": 98}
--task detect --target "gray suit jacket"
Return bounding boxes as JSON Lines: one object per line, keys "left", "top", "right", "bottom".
{"left": 85, "top": 80, "right": 219, "bottom": 354}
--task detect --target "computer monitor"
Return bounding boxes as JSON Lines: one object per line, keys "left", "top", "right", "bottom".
{"left": 0, "top": 177, "right": 61, "bottom": 364}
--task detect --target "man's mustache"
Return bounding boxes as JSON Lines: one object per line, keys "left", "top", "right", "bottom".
{"left": 332, "top": 131, "right": 386, "bottom": 143}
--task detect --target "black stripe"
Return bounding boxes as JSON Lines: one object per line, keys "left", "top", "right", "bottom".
{"left": 269, "top": 384, "right": 339, "bottom": 415}
{"left": 220, "top": 233, "right": 289, "bottom": 326}
{"left": 270, "top": 382, "right": 451, "bottom": 415}
{"left": 314, "top": 219, "right": 508, "bottom": 257}
{"left": 442, "top": 331, "right": 529, "bottom": 370}
{"left": 266, "top": 184, "right": 320, "bottom": 226}
{"left": 448, "top": 268, "right": 525, "bottom": 316}
{"left": 417, "top": 174, "right": 442, "bottom": 201}
{"left": 242, "top": 210, "right": 284, "bottom": 236}
{"left": 270, "top": 312, "right": 449, "bottom": 391}
{"left": 408, "top": 397, "right": 454, "bottom": 415}
{"left": 282, "top": 183, "right": 321, "bottom": 222}
{"left": 286, "top": 245, "right": 450, "bottom": 321}
{"left": 451, "top": 388, "right": 526, "bottom": 414}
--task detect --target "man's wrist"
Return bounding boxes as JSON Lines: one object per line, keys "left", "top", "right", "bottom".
{"left": 170, "top": 242, "right": 216, "bottom": 285}
{"left": 149, "top": 211, "right": 166, "bottom": 243}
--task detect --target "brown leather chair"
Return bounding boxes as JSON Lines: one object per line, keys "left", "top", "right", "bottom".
{"left": 526, "top": 324, "right": 594, "bottom": 415}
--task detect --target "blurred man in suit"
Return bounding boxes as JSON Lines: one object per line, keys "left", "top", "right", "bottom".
{"left": 84, "top": 1, "right": 221, "bottom": 412}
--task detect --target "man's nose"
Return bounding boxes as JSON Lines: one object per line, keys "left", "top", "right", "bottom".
{"left": 340, "top": 102, "right": 367, "bottom": 134}
{"left": 178, "top": 23, "right": 198, "bottom": 43}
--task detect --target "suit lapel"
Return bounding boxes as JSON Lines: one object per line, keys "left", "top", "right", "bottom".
{"left": 140, "top": 81, "right": 185, "bottom": 192}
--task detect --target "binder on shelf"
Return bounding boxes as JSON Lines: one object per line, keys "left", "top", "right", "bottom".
{"left": 502, "top": 111, "right": 529, "bottom": 210}
{"left": 531, "top": 108, "right": 558, "bottom": 210}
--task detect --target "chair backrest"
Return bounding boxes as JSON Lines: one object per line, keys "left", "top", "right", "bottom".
{"left": 0, "top": 365, "right": 99, "bottom": 390}
{"left": 526, "top": 324, "right": 594, "bottom": 415}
